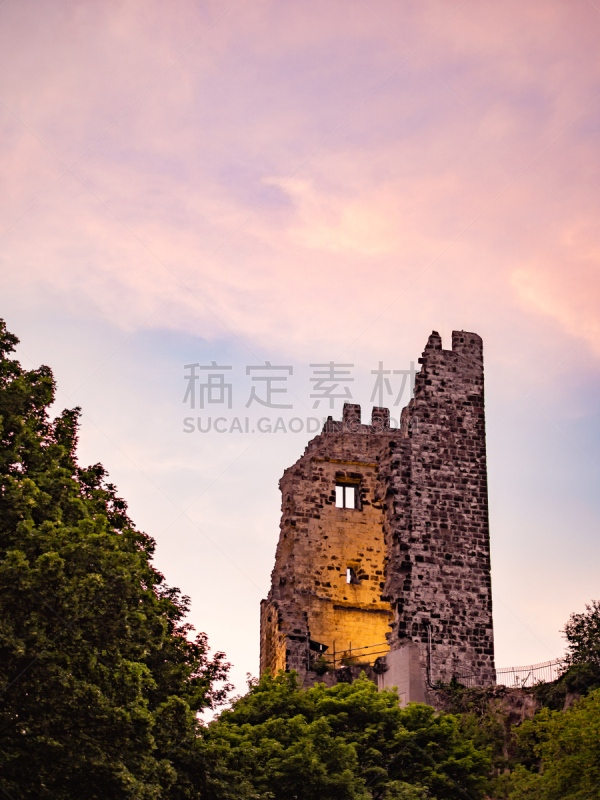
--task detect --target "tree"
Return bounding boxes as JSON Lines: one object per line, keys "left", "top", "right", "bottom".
{"left": 0, "top": 320, "right": 230, "bottom": 799}
{"left": 563, "top": 599, "right": 600, "bottom": 668}
{"left": 533, "top": 600, "right": 600, "bottom": 711}
{"left": 199, "top": 671, "right": 492, "bottom": 800}
{"left": 507, "top": 688, "right": 600, "bottom": 800}
{"left": 498, "top": 603, "right": 600, "bottom": 798}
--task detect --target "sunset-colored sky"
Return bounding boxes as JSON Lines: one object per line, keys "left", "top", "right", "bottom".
{"left": 2, "top": 0, "right": 600, "bottom": 695}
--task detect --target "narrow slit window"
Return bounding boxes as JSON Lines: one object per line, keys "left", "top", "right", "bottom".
{"left": 336, "top": 484, "right": 356, "bottom": 509}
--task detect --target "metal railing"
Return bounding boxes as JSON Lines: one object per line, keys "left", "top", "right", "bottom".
{"left": 309, "top": 640, "right": 389, "bottom": 670}
{"left": 496, "top": 658, "right": 565, "bottom": 688}
{"left": 430, "top": 658, "right": 566, "bottom": 689}
{"left": 308, "top": 640, "right": 566, "bottom": 689}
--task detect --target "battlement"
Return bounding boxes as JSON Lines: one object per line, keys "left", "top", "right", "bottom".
{"left": 421, "top": 329, "right": 483, "bottom": 359}
{"left": 318, "top": 403, "right": 393, "bottom": 436}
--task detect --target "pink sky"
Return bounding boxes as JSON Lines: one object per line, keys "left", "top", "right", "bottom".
{"left": 2, "top": 0, "right": 600, "bottom": 693}
{"left": 2, "top": 0, "right": 599, "bottom": 355}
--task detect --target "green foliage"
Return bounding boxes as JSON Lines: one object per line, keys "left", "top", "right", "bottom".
{"left": 200, "top": 671, "right": 492, "bottom": 800}
{"left": 438, "top": 683, "right": 506, "bottom": 718}
{"left": 506, "top": 688, "right": 600, "bottom": 799}
{"left": 0, "top": 320, "right": 230, "bottom": 799}
{"left": 533, "top": 661, "right": 600, "bottom": 711}
{"left": 564, "top": 599, "right": 600, "bottom": 667}
{"left": 311, "top": 654, "right": 330, "bottom": 675}
{"left": 436, "top": 682, "right": 523, "bottom": 791}
{"left": 532, "top": 601, "right": 600, "bottom": 711}
{"left": 494, "top": 603, "right": 600, "bottom": 798}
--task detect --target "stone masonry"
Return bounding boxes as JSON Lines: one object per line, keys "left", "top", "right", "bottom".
{"left": 260, "top": 330, "right": 495, "bottom": 702}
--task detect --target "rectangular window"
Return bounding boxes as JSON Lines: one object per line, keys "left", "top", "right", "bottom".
{"left": 346, "top": 567, "right": 360, "bottom": 584}
{"left": 345, "top": 486, "right": 355, "bottom": 508}
{"left": 336, "top": 484, "right": 356, "bottom": 509}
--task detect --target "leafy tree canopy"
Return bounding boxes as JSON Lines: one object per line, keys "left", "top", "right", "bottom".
{"left": 199, "top": 671, "right": 492, "bottom": 800}
{"left": 0, "top": 320, "right": 230, "bottom": 799}
{"left": 563, "top": 599, "right": 600, "bottom": 669}
{"left": 532, "top": 600, "right": 600, "bottom": 711}
{"left": 507, "top": 687, "right": 600, "bottom": 800}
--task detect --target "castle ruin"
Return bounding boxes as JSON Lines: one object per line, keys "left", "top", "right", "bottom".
{"left": 260, "top": 330, "right": 495, "bottom": 704}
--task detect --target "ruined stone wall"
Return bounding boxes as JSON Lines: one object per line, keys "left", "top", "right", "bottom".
{"left": 382, "top": 331, "right": 495, "bottom": 688}
{"left": 259, "top": 599, "right": 288, "bottom": 675}
{"left": 260, "top": 405, "right": 395, "bottom": 675}
{"left": 260, "top": 330, "right": 495, "bottom": 698}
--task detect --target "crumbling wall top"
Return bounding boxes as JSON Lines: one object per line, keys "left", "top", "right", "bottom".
{"left": 451, "top": 330, "right": 483, "bottom": 362}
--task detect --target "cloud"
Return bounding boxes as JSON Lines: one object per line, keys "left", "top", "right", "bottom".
{"left": 3, "top": 0, "right": 600, "bottom": 692}
{"left": 511, "top": 223, "right": 600, "bottom": 355}
{"left": 1, "top": 0, "right": 599, "bottom": 364}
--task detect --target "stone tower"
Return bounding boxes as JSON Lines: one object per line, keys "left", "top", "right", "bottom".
{"left": 260, "top": 331, "right": 495, "bottom": 703}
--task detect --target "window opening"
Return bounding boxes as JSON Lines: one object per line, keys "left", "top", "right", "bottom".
{"left": 336, "top": 484, "right": 356, "bottom": 509}
{"left": 346, "top": 567, "right": 360, "bottom": 584}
